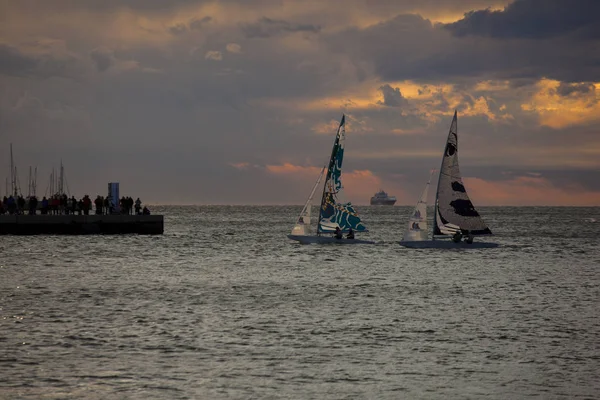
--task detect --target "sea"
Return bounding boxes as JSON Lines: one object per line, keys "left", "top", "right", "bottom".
{"left": 1, "top": 206, "right": 599, "bottom": 399}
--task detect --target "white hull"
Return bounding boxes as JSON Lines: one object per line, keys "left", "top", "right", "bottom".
{"left": 287, "top": 235, "right": 375, "bottom": 245}
{"left": 399, "top": 239, "right": 499, "bottom": 249}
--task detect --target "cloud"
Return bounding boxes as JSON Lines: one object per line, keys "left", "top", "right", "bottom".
{"left": 204, "top": 50, "right": 222, "bottom": 61}
{"left": 168, "top": 23, "right": 188, "bottom": 36}
{"left": 241, "top": 17, "right": 321, "bottom": 38}
{"left": 168, "top": 15, "right": 211, "bottom": 35}
{"left": 266, "top": 163, "right": 322, "bottom": 176}
{"left": 0, "top": 42, "right": 82, "bottom": 79}
{"left": 1, "top": 0, "right": 600, "bottom": 205}
{"left": 331, "top": 8, "right": 600, "bottom": 84}
{"left": 189, "top": 16, "right": 212, "bottom": 30}
{"left": 463, "top": 175, "right": 600, "bottom": 206}
{"left": 445, "top": 0, "right": 600, "bottom": 39}
{"left": 377, "top": 84, "right": 409, "bottom": 108}
{"left": 0, "top": 43, "right": 39, "bottom": 76}
{"left": 555, "top": 82, "right": 595, "bottom": 97}
{"left": 520, "top": 79, "right": 600, "bottom": 128}
{"left": 230, "top": 162, "right": 251, "bottom": 170}
{"left": 89, "top": 47, "right": 113, "bottom": 72}
{"left": 226, "top": 43, "right": 242, "bottom": 53}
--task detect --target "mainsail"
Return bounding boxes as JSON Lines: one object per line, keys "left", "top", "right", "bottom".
{"left": 433, "top": 111, "right": 492, "bottom": 236}
{"left": 317, "top": 115, "right": 367, "bottom": 234}
{"left": 402, "top": 170, "right": 434, "bottom": 241}
{"left": 290, "top": 166, "right": 326, "bottom": 236}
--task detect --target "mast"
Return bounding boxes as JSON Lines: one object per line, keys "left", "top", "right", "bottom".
{"left": 10, "top": 143, "right": 17, "bottom": 197}
{"left": 317, "top": 114, "right": 344, "bottom": 236}
{"left": 33, "top": 167, "right": 37, "bottom": 197}
{"left": 58, "top": 160, "right": 64, "bottom": 196}
{"left": 433, "top": 110, "right": 457, "bottom": 239}
{"left": 28, "top": 166, "right": 32, "bottom": 197}
{"left": 304, "top": 166, "right": 326, "bottom": 220}
{"left": 49, "top": 168, "right": 55, "bottom": 196}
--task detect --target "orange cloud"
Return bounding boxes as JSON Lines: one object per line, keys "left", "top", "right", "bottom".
{"left": 521, "top": 79, "right": 600, "bottom": 128}
{"left": 463, "top": 175, "right": 600, "bottom": 206}
{"left": 230, "top": 162, "right": 251, "bottom": 170}
{"left": 265, "top": 163, "right": 323, "bottom": 176}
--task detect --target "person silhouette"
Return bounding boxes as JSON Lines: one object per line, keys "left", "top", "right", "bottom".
{"left": 346, "top": 228, "right": 355, "bottom": 239}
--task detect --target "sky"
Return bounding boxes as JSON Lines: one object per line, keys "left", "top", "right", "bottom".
{"left": 1, "top": 0, "right": 599, "bottom": 206}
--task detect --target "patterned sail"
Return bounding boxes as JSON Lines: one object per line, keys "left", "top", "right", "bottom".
{"left": 433, "top": 111, "right": 492, "bottom": 236}
{"left": 402, "top": 171, "right": 433, "bottom": 241}
{"left": 318, "top": 115, "right": 367, "bottom": 234}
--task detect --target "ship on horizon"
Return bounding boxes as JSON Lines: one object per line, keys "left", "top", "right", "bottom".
{"left": 370, "top": 190, "right": 396, "bottom": 206}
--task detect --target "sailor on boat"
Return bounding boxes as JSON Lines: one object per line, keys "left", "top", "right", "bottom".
{"left": 334, "top": 227, "right": 343, "bottom": 239}
{"left": 452, "top": 231, "right": 462, "bottom": 243}
{"left": 346, "top": 228, "right": 355, "bottom": 240}
{"left": 464, "top": 230, "right": 474, "bottom": 244}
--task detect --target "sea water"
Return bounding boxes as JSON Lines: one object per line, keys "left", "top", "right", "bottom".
{"left": 1, "top": 206, "right": 599, "bottom": 399}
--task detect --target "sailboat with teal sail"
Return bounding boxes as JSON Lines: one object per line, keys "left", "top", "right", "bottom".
{"left": 288, "top": 115, "right": 374, "bottom": 244}
{"left": 400, "top": 111, "right": 498, "bottom": 249}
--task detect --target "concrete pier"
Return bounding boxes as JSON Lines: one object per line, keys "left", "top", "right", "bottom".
{"left": 0, "top": 215, "right": 164, "bottom": 235}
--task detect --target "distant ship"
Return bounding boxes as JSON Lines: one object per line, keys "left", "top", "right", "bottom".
{"left": 370, "top": 190, "right": 396, "bottom": 205}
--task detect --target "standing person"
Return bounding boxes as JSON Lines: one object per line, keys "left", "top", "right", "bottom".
{"left": 66, "top": 196, "right": 72, "bottom": 215}
{"left": 134, "top": 198, "right": 142, "bottom": 215}
{"left": 41, "top": 196, "right": 49, "bottom": 214}
{"left": 82, "top": 195, "right": 91, "bottom": 215}
{"left": 70, "top": 196, "right": 77, "bottom": 215}
{"left": 95, "top": 195, "right": 103, "bottom": 215}
{"left": 29, "top": 196, "right": 38, "bottom": 215}
{"left": 104, "top": 196, "right": 110, "bottom": 215}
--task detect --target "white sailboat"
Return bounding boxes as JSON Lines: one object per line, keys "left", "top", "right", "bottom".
{"left": 400, "top": 111, "right": 498, "bottom": 249}
{"left": 402, "top": 170, "right": 434, "bottom": 242}
{"left": 288, "top": 115, "right": 374, "bottom": 244}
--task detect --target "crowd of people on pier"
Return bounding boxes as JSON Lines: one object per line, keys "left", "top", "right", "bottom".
{"left": 0, "top": 194, "right": 150, "bottom": 216}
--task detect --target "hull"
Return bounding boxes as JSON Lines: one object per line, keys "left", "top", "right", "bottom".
{"left": 370, "top": 198, "right": 396, "bottom": 205}
{"left": 399, "top": 239, "right": 499, "bottom": 249}
{"left": 287, "top": 234, "right": 375, "bottom": 245}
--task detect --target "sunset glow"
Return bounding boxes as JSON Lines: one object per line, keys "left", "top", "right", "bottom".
{"left": 0, "top": 0, "right": 598, "bottom": 205}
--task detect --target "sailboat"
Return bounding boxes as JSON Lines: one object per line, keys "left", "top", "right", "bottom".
{"left": 400, "top": 111, "right": 498, "bottom": 249}
{"left": 288, "top": 115, "right": 374, "bottom": 244}
{"left": 402, "top": 170, "right": 434, "bottom": 242}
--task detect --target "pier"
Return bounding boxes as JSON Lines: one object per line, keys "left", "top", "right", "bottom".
{"left": 0, "top": 214, "right": 163, "bottom": 235}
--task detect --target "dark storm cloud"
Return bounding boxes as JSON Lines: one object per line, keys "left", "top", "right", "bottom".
{"left": 330, "top": 9, "right": 600, "bottom": 83}
{"left": 554, "top": 82, "right": 595, "bottom": 97}
{"left": 377, "top": 84, "right": 409, "bottom": 108}
{"left": 241, "top": 17, "right": 321, "bottom": 38}
{"left": 0, "top": 44, "right": 38, "bottom": 76}
{"left": 445, "top": 0, "right": 600, "bottom": 40}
